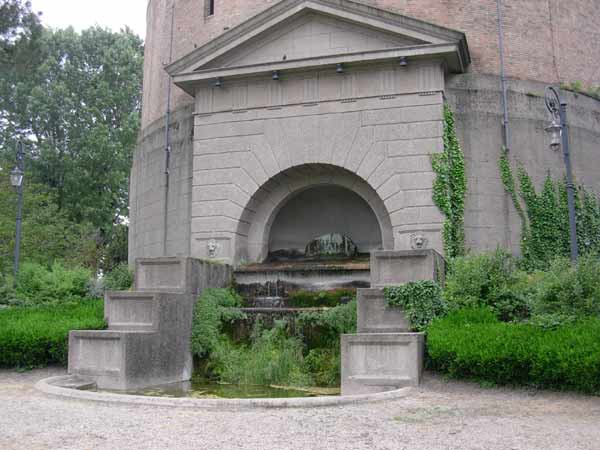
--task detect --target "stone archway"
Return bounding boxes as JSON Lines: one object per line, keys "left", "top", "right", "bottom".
{"left": 235, "top": 163, "right": 394, "bottom": 263}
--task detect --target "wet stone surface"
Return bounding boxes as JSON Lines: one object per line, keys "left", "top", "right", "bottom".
{"left": 305, "top": 233, "right": 358, "bottom": 258}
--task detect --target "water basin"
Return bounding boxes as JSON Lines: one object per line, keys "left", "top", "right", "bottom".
{"left": 100, "top": 376, "right": 340, "bottom": 399}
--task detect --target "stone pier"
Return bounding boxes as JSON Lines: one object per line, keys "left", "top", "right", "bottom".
{"left": 68, "top": 258, "right": 232, "bottom": 390}
{"left": 341, "top": 249, "right": 443, "bottom": 395}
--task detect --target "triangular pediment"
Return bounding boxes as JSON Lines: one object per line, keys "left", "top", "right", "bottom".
{"left": 167, "top": 0, "right": 470, "bottom": 93}
{"left": 204, "top": 11, "right": 426, "bottom": 69}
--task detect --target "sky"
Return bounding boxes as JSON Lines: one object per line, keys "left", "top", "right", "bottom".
{"left": 29, "top": 0, "right": 148, "bottom": 39}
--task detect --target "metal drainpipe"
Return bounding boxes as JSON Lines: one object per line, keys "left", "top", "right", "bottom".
{"left": 496, "top": 0, "right": 510, "bottom": 152}
{"left": 496, "top": 0, "right": 513, "bottom": 250}
{"left": 162, "top": 1, "right": 176, "bottom": 256}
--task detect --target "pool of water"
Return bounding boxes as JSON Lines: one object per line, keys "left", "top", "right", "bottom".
{"left": 102, "top": 376, "right": 340, "bottom": 399}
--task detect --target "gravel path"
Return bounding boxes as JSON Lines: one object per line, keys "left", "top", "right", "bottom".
{"left": 1, "top": 367, "right": 599, "bottom": 450}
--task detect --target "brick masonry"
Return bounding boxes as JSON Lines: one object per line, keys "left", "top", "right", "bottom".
{"left": 130, "top": 0, "right": 600, "bottom": 264}
{"left": 142, "top": 0, "right": 600, "bottom": 128}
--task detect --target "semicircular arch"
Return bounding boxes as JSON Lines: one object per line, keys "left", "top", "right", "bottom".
{"left": 235, "top": 163, "right": 394, "bottom": 263}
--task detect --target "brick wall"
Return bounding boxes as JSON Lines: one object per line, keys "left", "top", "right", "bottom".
{"left": 141, "top": 0, "right": 600, "bottom": 128}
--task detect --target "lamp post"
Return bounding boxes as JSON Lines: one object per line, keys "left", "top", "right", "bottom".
{"left": 544, "top": 86, "right": 578, "bottom": 263}
{"left": 10, "top": 141, "right": 25, "bottom": 281}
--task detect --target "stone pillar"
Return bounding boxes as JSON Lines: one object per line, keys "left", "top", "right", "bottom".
{"left": 69, "top": 257, "right": 232, "bottom": 390}
{"left": 341, "top": 249, "right": 443, "bottom": 395}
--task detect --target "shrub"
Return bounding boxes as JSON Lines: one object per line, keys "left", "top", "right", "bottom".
{"left": 384, "top": 281, "right": 447, "bottom": 331}
{"left": 103, "top": 263, "right": 134, "bottom": 291}
{"left": 444, "top": 250, "right": 531, "bottom": 321}
{"left": 297, "top": 298, "right": 357, "bottom": 348}
{"left": 528, "top": 256, "right": 600, "bottom": 320}
{"left": 191, "top": 288, "right": 245, "bottom": 359}
{"left": 0, "top": 299, "right": 106, "bottom": 368}
{"left": 12, "top": 262, "right": 92, "bottom": 306}
{"left": 209, "top": 322, "right": 312, "bottom": 387}
{"left": 427, "top": 307, "right": 600, "bottom": 393}
{"left": 303, "top": 347, "right": 340, "bottom": 387}
{"left": 192, "top": 289, "right": 356, "bottom": 387}
{"left": 286, "top": 289, "right": 355, "bottom": 307}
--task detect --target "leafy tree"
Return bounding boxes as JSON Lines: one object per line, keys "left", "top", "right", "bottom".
{"left": 0, "top": 0, "right": 41, "bottom": 48}
{"left": 0, "top": 24, "right": 143, "bottom": 272}
{"left": 0, "top": 177, "right": 97, "bottom": 273}
{"left": 1, "top": 26, "right": 144, "bottom": 231}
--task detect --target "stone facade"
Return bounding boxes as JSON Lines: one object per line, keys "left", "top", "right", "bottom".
{"left": 142, "top": 0, "right": 600, "bottom": 128}
{"left": 130, "top": 0, "right": 600, "bottom": 265}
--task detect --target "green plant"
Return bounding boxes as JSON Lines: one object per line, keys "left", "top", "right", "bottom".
{"left": 209, "top": 321, "right": 312, "bottom": 387}
{"left": 286, "top": 289, "right": 355, "bottom": 307}
{"left": 384, "top": 281, "right": 447, "bottom": 331}
{"left": 528, "top": 256, "right": 600, "bottom": 319}
{"left": 191, "top": 290, "right": 356, "bottom": 387}
{"left": 297, "top": 298, "right": 357, "bottom": 348}
{"left": 0, "top": 299, "right": 106, "bottom": 368}
{"left": 12, "top": 262, "right": 92, "bottom": 306}
{"left": 499, "top": 156, "right": 600, "bottom": 270}
{"left": 190, "top": 288, "right": 245, "bottom": 359}
{"left": 431, "top": 104, "right": 467, "bottom": 258}
{"left": 303, "top": 348, "right": 340, "bottom": 387}
{"left": 560, "top": 81, "right": 600, "bottom": 101}
{"left": 443, "top": 250, "right": 531, "bottom": 322}
{"left": 102, "top": 263, "right": 133, "bottom": 291}
{"left": 427, "top": 307, "right": 600, "bottom": 394}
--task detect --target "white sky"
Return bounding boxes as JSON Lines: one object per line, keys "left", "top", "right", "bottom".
{"left": 30, "top": 0, "right": 148, "bottom": 39}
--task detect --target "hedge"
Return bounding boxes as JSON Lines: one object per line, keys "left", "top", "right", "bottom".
{"left": 0, "top": 300, "right": 106, "bottom": 368}
{"left": 427, "top": 308, "right": 600, "bottom": 394}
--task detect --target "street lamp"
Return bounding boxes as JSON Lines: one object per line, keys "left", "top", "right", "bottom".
{"left": 10, "top": 167, "right": 24, "bottom": 188}
{"left": 544, "top": 86, "right": 578, "bottom": 263}
{"left": 11, "top": 141, "right": 25, "bottom": 281}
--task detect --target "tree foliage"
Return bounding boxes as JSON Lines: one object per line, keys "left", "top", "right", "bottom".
{"left": 1, "top": 26, "right": 144, "bottom": 230}
{"left": 0, "top": 177, "right": 97, "bottom": 273}
{"left": 0, "top": 0, "right": 41, "bottom": 49}
{"left": 0, "top": 19, "right": 143, "bottom": 272}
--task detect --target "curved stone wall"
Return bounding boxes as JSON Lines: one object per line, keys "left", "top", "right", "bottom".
{"left": 130, "top": 0, "right": 600, "bottom": 264}
{"left": 237, "top": 164, "right": 394, "bottom": 262}
{"left": 129, "top": 72, "right": 600, "bottom": 263}
{"left": 142, "top": 0, "right": 600, "bottom": 128}
{"left": 446, "top": 74, "right": 600, "bottom": 255}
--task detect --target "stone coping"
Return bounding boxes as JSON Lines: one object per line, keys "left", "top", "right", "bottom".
{"left": 36, "top": 376, "right": 411, "bottom": 410}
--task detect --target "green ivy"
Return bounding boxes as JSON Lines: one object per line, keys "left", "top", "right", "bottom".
{"left": 384, "top": 281, "right": 447, "bottom": 332}
{"left": 560, "top": 81, "right": 600, "bottom": 101}
{"left": 499, "top": 156, "right": 600, "bottom": 270}
{"left": 432, "top": 104, "right": 467, "bottom": 258}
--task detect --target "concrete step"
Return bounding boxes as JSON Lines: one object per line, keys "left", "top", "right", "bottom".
{"left": 348, "top": 375, "right": 413, "bottom": 387}
{"left": 245, "top": 296, "right": 285, "bottom": 307}
{"left": 134, "top": 257, "right": 232, "bottom": 295}
{"left": 238, "top": 307, "right": 330, "bottom": 314}
{"left": 104, "top": 292, "right": 158, "bottom": 331}
{"left": 70, "top": 291, "right": 195, "bottom": 390}
{"left": 341, "top": 333, "right": 424, "bottom": 395}
{"left": 356, "top": 288, "right": 410, "bottom": 333}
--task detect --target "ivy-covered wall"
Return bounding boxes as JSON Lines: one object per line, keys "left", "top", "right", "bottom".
{"left": 445, "top": 74, "right": 600, "bottom": 255}
{"left": 499, "top": 154, "right": 600, "bottom": 270}
{"left": 431, "top": 104, "right": 467, "bottom": 258}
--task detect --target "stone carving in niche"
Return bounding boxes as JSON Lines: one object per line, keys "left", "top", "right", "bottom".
{"left": 207, "top": 239, "right": 221, "bottom": 258}
{"left": 410, "top": 233, "right": 428, "bottom": 250}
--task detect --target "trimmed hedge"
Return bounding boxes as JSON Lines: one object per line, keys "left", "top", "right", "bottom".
{"left": 427, "top": 308, "right": 600, "bottom": 394}
{"left": 0, "top": 300, "right": 106, "bottom": 368}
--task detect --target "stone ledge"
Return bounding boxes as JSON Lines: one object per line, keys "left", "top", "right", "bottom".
{"left": 35, "top": 376, "right": 412, "bottom": 410}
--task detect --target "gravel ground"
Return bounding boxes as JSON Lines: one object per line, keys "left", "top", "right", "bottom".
{"left": 1, "top": 367, "right": 599, "bottom": 450}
